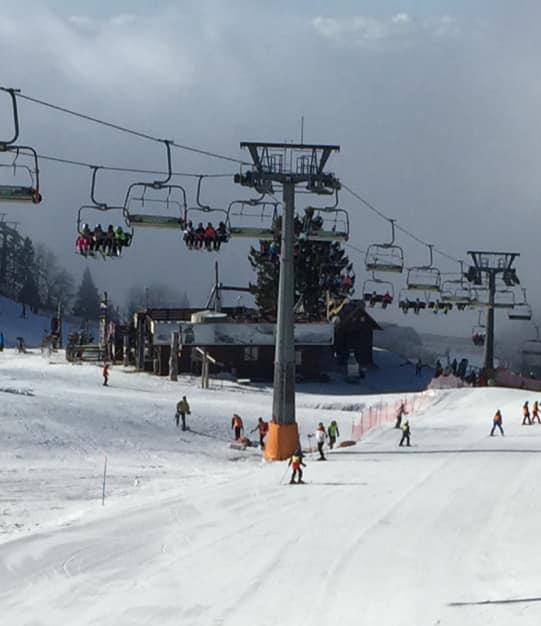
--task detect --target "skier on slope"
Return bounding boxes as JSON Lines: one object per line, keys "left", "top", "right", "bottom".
{"left": 327, "top": 420, "right": 340, "bottom": 449}
{"left": 250, "top": 417, "right": 269, "bottom": 450}
{"left": 102, "top": 363, "right": 109, "bottom": 387}
{"left": 288, "top": 445, "right": 306, "bottom": 484}
{"left": 399, "top": 420, "right": 411, "bottom": 447}
{"left": 490, "top": 410, "right": 504, "bottom": 436}
{"left": 175, "top": 396, "right": 191, "bottom": 431}
{"left": 395, "top": 402, "right": 408, "bottom": 429}
{"left": 315, "top": 422, "right": 327, "bottom": 460}
{"left": 231, "top": 414, "right": 244, "bottom": 440}
{"left": 522, "top": 401, "right": 532, "bottom": 425}
{"left": 532, "top": 400, "right": 541, "bottom": 424}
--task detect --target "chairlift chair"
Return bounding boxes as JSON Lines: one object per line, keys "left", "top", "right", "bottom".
{"left": 0, "top": 88, "right": 42, "bottom": 204}
{"left": 365, "top": 219, "right": 404, "bottom": 273}
{"left": 406, "top": 245, "right": 441, "bottom": 292}
{"left": 226, "top": 197, "right": 279, "bottom": 240}
{"left": 0, "top": 148, "right": 41, "bottom": 204}
{"left": 362, "top": 275, "right": 394, "bottom": 309}
{"left": 76, "top": 167, "right": 133, "bottom": 259}
{"left": 299, "top": 191, "right": 349, "bottom": 242}
{"left": 522, "top": 326, "right": 541, "bottom": 358}
{"left": 492, "top": 288, "right": 516, "bottom": 310}
{"left": 508, "top": 288, "right": 532, "bottom": 321}
{"left": 398, "top": 289, "right": 427, "bottom": 315}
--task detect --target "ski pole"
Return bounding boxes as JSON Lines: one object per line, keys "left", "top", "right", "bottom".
{"left": 279, "top": 462, "right": 290, "bottom": 485}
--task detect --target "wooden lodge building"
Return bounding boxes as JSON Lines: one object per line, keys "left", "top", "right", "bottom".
{"left": 133, "top": 300, "right": 381, "bottom": 382}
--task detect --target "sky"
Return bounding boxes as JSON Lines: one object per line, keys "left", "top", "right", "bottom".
{"left": 1, "top": 0, "right": 540, "bottom": 343}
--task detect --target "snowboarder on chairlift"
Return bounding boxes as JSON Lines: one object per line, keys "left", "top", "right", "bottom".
{"left": 399, "top": 420, "right": 411, "bottom": 447}
{"left": 288, "top": 445, "right": 306, "bottom": 484}
{"left": 231, "top": 414, "right": 244, "bottom": 440}
{"left": 522, "top": 401, "right": 532, "bottom": 425}
{"left": 176, "top": 395, "right": 191, "bottom": 430}
{"left": 532, "top": 400, "right": 541, "bottom": 424}
{"left": 315, "top": 423, "right": 327, "bottom": 460}
{"left": 250, "top": 417, "right": 269, "bottom": 449}
{"left": 102, "top": 363, "right": 109, "bottom": 387}
{"left": 395, "top": 402, "right": 408, "bottom": 429}
{"left": 490, "top": 410, "right": 504, "bottom": 436}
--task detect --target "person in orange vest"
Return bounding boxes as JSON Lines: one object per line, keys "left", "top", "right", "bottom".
{"left": 532, "top": 401, "right": 541, "bottom": 424}
{"left": 490, "top": 410, "right": 504, "bottom": 436}
{"left": 102, "top": 363, "right": 109, "bottom": 387}
{"left": 522, "top": 401, "right": 532, "bottom": 425}
{"left": 250, "top": 417, "right": 269, "bottom": 449}
{"left": 231, "top": 414, "right": 244, "bottom": 440}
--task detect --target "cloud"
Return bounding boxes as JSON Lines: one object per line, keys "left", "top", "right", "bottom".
{"left": 312, "top": 13, "right": 459, "bottom": 49}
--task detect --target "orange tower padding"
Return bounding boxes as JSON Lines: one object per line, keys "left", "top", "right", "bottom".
{"left": 264, "top": 422, "right": 299, "bottom": 461}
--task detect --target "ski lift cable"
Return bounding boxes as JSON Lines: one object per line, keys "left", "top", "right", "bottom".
{"left": 2, "top": 87, "right": 250, "bottom": 166}
{"left": 341, "top": 182, "right": 462, "bottom": 265}
{"left": 31, "top": 152, "right": 234, "bottom": 179}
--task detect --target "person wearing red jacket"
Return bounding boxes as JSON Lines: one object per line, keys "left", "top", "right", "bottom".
{"left": 102, "top": 363, "right": 109, "bottom": 387}
{"left": 204, "top": 223, "right": 217, "bottom": 251}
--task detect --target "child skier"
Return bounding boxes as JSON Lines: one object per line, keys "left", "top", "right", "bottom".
{"left": 522, "top": 401, "right": 532, "bottom": 425}
{"left": 399, "top": 420, "right": 411, "bottom": 447}
{"left": 288, "top": 446, "right": 306, "bottom": 484}
{"left": 102, "top": 363, "right": 109, "bottom": 387}
{"left": 231, "top": 414, "right": 244, "bottom": 440}
{"left": 327, "top": 420, "right": 340, "bottom": 449}
{"left": 490, "top": 410, "right": 504, "bottom": 436}
{"left": 315, "top": 422, "right": 327, "bottom": 460}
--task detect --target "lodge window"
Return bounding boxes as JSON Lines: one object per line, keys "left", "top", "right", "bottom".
{"left": 244, "top": 347, "right": 259, "bottom": 361}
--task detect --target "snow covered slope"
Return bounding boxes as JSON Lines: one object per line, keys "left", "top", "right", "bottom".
{"left": 1, "top": 350, "right": 540, "bottom": 626}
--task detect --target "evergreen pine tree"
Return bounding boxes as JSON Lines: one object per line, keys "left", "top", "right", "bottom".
{"left": 72, "top": 268, "right": 100, "bottom": 320}
{"left": 248, "top": 215, "right": 354, "bottom": 320}
{"left": 15, "top": 237, "right": 40, "bottom": 313}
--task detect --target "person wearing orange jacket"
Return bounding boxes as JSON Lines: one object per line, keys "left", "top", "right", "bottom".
{"left": 490, "top": 410, "right": 504, "bottom": 436}
{"left": 522, "top": 401, "right": 532, "bottom": 425}
{"left": 231, "top": 414, "right": 244, "bottom": 440}
{"left": 532, "top": 401, "right": 541, "bottom": 424}
{"left": 250, "top": 417, "right": 269, "bottom": 449}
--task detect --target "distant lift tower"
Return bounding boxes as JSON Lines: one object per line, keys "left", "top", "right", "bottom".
{"left": 236, "top": 142, "right": 340, "bottom": 460}
{"left": 466, "top": 251, "right": 520, "bottom": 375}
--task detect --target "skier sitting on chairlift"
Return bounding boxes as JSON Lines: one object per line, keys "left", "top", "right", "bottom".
{"left": 183, "top": 221, "right": 195, "bottom": 249}
{"left": 382, "top": 291, "right": 393, "bottom": 308}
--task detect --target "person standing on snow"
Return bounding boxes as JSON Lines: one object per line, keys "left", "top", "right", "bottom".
{"left": 327, "top": 420, "right": 340, "bottom": 449}
{"left": 288, "top": 445, "right": 306, "bottom": 484}
{"left": 176, "top": 396, "right": 191, "bottom": 430}
{"left": 490, "top": 410, "right": 504, "bottom": 436}
{"left": 102, "top": 363, "right": 109, "bottom": 386}
{"left": 250, "top": 417, "right": 269, "bottom": 449}
{"left": 532, "top": 400, "right": 541, "bottom": 424}
{"left": 395, "top": 402, "right": 408, "bottom": 429}
{"left": 231, "top": 414, "right": 244, "bottom": 440}
{"left": 315, "top": 422, "right": 327, "bottom": 460}
{"left": 522, "top": 401, "right": 532, "bottom": 425}
{"left": 399, "top": 420, "right": 411, "bottom": 447}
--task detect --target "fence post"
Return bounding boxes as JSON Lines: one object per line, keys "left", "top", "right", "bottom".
{"left": 102, "top": 455, "right": 108, "bottom": 506}
{"left": 170, "top": 331, "right": 179, "bottom": 382}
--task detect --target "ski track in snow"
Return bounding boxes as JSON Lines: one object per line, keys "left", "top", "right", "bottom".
{"left": 1, "top": 352, "right": 541, "bottom": 625}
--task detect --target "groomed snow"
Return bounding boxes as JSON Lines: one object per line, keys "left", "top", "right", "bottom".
{"left": 1, "top": 351, "right": 541, "bottom": 625}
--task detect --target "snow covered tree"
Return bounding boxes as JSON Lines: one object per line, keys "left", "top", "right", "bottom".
{"left": 248, "top": 215, "right": 354, "bottom": 321}
{"left": 35, "top": 244, "right": 75, "bottom": 310}
{"left": 72, "top": 268, "right": 100, "bottom": 320}
{"left": 15, "top": 237, "right": 40, "bottom": 314}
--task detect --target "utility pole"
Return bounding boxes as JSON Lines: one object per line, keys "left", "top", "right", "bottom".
{"left": 236, "top": 142, "right": 340, "bottom": 459}
{"left": 466, "top": 251, "right": 520, "bottom": 377}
